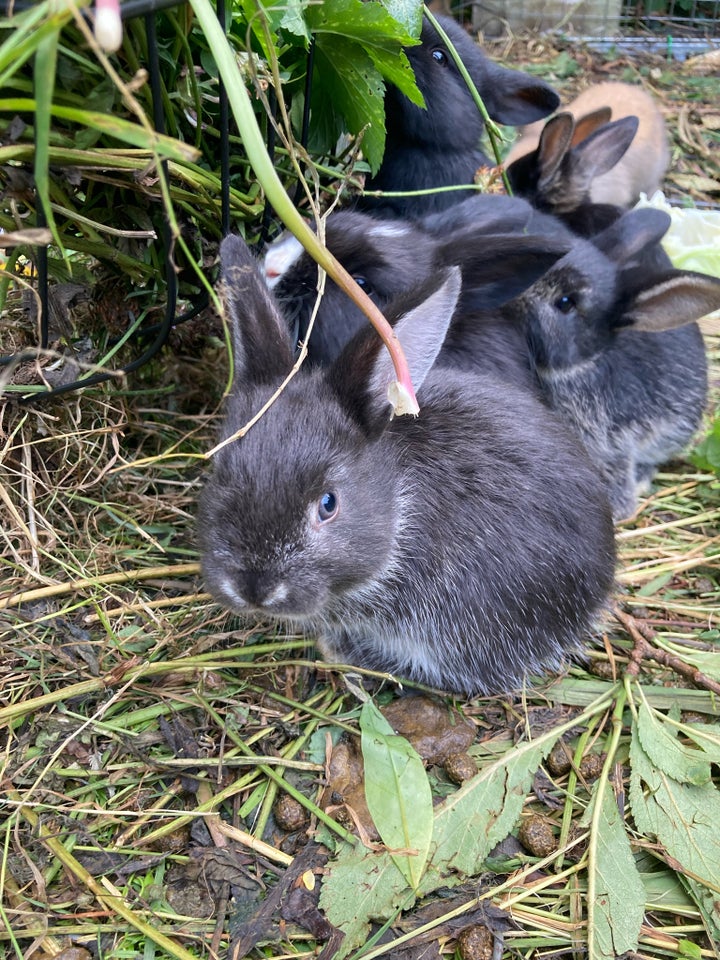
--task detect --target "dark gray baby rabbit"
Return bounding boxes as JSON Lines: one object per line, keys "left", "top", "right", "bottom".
{"left": 198, "top": 235, "right": 616, "bottom": 697}
{"left": 360, "top": 15, "right": 559, "bottom": 217}
{"left": 506, "top": 113, "right": 674, "bottom": 275}
{"left": 265, "top": 208, "right": 572, "bottom": 375}
{"left": 505, "top": 81, "right": 669, "bottom": 209}
{"left": 508, "top": 207, "right": 720, "bottom": 521}
{"left": 506, "top": 112, "right": 643, "bottom": 236}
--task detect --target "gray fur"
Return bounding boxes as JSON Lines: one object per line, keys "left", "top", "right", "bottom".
{"left": 199, "top": 234, "right": 616, "bottom": 697}
{"left": 268, "top": 206, "right": 573, "bottom": 378}
{"left": 508, "top": 208, "right": 720, "bottom": 520}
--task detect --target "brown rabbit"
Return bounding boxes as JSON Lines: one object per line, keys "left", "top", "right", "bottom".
{"left": 504, "top": 82, "right": 669, "bottom": 208}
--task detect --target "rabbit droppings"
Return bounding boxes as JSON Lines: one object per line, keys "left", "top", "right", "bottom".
{"left": 507, "top": 208, "right": 720, "bottom": 521}
{"left": 359, "top": 15, "right": 559, "bottom": 217}
{"left": 198, "top": 235, "right": 617, "bottom": 698}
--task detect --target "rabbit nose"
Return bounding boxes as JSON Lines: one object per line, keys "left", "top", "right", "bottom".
{"left": 240, "top": 570, "right": 288, "bottom": 609}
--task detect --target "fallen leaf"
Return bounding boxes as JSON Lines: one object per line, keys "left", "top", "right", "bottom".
{"left": 361, "top": 699, "right": 433, "bottom": 890}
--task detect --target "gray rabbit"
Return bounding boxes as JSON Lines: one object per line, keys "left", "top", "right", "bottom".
{"left": 198, "top": 234, "right": 616, "bottom": 697}
{"left": 504, "top": 112, "right": 675, "bottom": 276}
{"left": 508, "top": 207, "right": 720, "bottom": 520}
{"left": 505, "top": 82, "right": 669, "bottom": 209}
{"left": 359, "top": 15, "right": 559, "bottom": 217}
{"left": 265, "top": 207, "right": 572, "bottom": 374}
{"left": 506, "top": 113, "right": 644, "bottom": 236}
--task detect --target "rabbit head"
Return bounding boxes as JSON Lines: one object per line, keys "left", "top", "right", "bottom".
{"left": 361, "top": 15, "right": 559, "bottom": 216}
{"left": 511, "top": 208, "right": 676, "bottom": 369}
{"left": 387, "top": 15, "right": 560, "bottom": 149}
{"left": 201, "top": 233, "right": 459, "bottom": 623}
{"left": 508, "top": 207, "right": 720, "bottom": 520}
{"left": 507, "top": 112, "right": 639, "bottom": 218}
{"left": 265, "top": 209, "right": 572, "bottom": 367}
{"left": 199, "top": 234, "right": 616, "bottom": 695}
{"left": 505, "top": 81, "right": 670, "bottom": 210}
{"left": 267, "top": 213, "right": 443, "bottom": 365}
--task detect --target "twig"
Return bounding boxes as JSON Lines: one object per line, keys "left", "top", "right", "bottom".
{"left": 613, "top": 605, "right": 720, "bottom": 696}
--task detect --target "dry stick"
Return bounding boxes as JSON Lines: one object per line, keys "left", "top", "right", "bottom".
{"left": 613, "top": 605, "right": 720, "bottom": 696}
{"left": 0, "top": 562, "right": 200, "bottom": 610}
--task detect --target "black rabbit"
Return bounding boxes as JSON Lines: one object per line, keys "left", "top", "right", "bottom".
{"left": 265, "top": 208, "right": 572, "bottom": 374}
{"left": 359, "top": 15, "right": 559, "bottom": 217}
{"left": 198, "top": 235, "right": 616, "bottom": 697}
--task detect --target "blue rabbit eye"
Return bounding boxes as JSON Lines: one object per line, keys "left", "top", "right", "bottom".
{"left": 555, "top": 294, "right": 576, "bottom": 314}
{"left": 318, "top": 492, "right": 339, "bottom": 522}
{"left": 431, "top": 48, "right": 447, "bottom": 65}
{"left": 353, "top": 275, "right": 373, "bottom": 295}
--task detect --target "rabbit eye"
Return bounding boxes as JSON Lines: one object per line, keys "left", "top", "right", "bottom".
{"left": 353, "top": 275, "right": 374, "bottom": 295}
{"left": 431, "top": 48, "right": 447, "bottom": 65}
{"left": 555, "top": 294, "right": 577, "bottom": 314}
{"left": 318, "top": 492, "right": 339, "bottom": 523}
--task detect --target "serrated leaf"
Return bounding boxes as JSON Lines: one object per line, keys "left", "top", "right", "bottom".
{"left": 318, "top": 842, "right": 411, "bottom": 959}
{"left": 360, "top": 700, "right": 433, "bottom": 890}
{"left": 418, "top": 727, "right": 562, "bottom": 894}
{"left": 305, "top": 0, "right": 417, "bottom": 49}
{"left": 365, "top": 44, "right": 423, "bottom": 108}
{"left": 310, "top": 36, "right": 386, "bottom": 171}
{"left": 278, "top": 0, "right": 311, "bottom": 41}
{"left": 629, "top": 724, "right": 720, "bottom": 903}
{"left": 306, "top": 0, "right": 424, "bottom": 116}
{"left": 637, "top": 701, "right": 711, "bottom": 786}
{"left": 379, "top": 0, "right": 423, "bottom": 36}
{"left": 584, "top": 783, "right": 645, "bottom": 959}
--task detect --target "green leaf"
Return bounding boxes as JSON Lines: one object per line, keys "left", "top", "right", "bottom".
{"left": 379, "top": 0, "right": 424, "bottom": 37}
{"left": 678, "top": 940, "right": 704, "bottom": 960}
{"left": 273, "top": 0, "right": 311, "bottom": 41}
{"left": 33, "top": 27, "right": 63, "bottom": 253}
{"left": 310, "top": 36, "right": 386, "bottom": 172}
{"left": 418, "top": 725, "right": 562, "bottom": 893}
{"left": 365, "top": 44, "right": 423, "bottom": 108}
{"left": 629, "top": 723, "right": 720, "bottom": 910}
{"left": 636, "top": 701, "right": 711, "bottom": 786}
{"left": 690, "top": 418, "right": 720, "bottom": 475}
{"left": 360, "top": 700, "right": 433, "bottom": 890}
{"left": 584, "top": 783, "right": 645, "bottom": 960}
{"left": 305, "top": 0, "right": 417, "bottom": 50}
{"left": 318, "top": 842, "right": 411, "bottom": 958}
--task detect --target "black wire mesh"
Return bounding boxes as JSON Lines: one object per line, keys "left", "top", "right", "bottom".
{"left": 471, "top": 0, "right": 720, "bottom": 37}
{"left": 0, "top": 0, "right": 232, "bottom": 402}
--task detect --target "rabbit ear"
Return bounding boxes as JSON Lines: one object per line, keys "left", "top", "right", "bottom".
{"left": 593, "top": 207, "right": 671, "bottom": 262}
{"left": 622, "top": 271, "right": 720, "bottom": 332}
{"left": 480, "top": 60, "right": 560, "bottom": 125}
{"left": 329, "top": 268, "right": 462, "bottom": 430}
{"left": 564, "top": 115, "right": 639, "bottom": 191}
{"left": 536, "top": 113, "right": 575, "bottom": 190}
{"left": 570, "top": 106, "right": 613, "bottom": 146}
{"left": 439, "top": 232, "right": 569, "bottom": 304}
{"left": 220, "top": 234, "right": 295, "bottom": 383}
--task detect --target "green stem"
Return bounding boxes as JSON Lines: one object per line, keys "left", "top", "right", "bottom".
{"left": 187, "top": 0, "right": 419, "bottom": 414}
{"left": 422, "top": 6, "right": 513, "bottom": 195}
